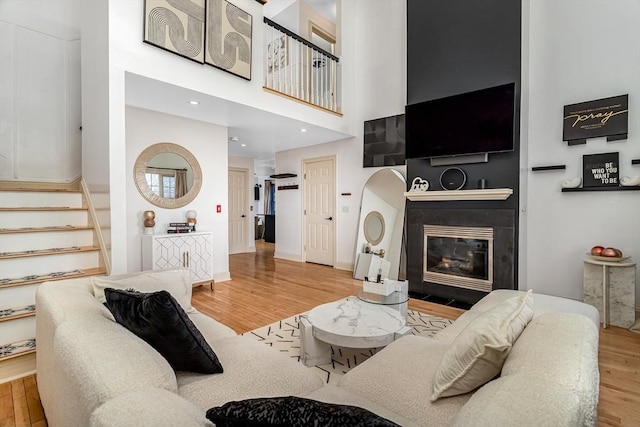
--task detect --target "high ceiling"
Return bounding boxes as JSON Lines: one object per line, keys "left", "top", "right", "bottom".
{"left": 125, "top": 73, "right": 351, "bottom": 175}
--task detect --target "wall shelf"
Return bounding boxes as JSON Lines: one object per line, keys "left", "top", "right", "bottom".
{"left": 562, "top": 186, "right": 640, "bottom": 193}
{"left": 404, "top": 188, "right": 513, "bottom": 201}
{"left": 270, "top": 173, "right": 297, "bottom": 179}
{"left": 277, "top": 185, "right": 299, "bottom": 190}
{"left": 531, "top": 165, "right": 566, "bottom": 172}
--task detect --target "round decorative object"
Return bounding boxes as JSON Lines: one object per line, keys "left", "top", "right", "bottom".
{"left": 561, "top": 177, "right": 582, "bottom": 189}
{"left": 143, "top": 210, "right": 155, "bottom": 227}
{"left": 185, "top": 209, "right": 198, "bottom": 225}
{"left": 620, "top": 175, "right": 640, "bottom": 186}
{"left": 439, "top": 167, "right": 467, "bottom": 190}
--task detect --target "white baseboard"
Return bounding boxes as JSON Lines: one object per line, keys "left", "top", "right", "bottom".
{"left": 274, "top": 252, "right": 303, "bottom": 262}
{"left": 213, "top": 271, "right": 231, "bottom": 282}
{"left": 334, "top": 261, "right": 353, "bottom": 271}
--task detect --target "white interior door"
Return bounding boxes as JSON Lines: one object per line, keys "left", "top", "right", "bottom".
{"left": 304, "top": 157, "right": 335, "bottom": 266}
{"left": 228, "top": 168, "right": 247, "bottom": 254}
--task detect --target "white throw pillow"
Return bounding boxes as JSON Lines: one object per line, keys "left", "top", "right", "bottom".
{"left": 431, "top": 290, "right": 534, "bottom": 401}
{"left": 92, "top": 268, "right": 196, "bottom": 313}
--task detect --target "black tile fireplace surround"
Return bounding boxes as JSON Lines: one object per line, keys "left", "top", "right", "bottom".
{"left": 407, "top": 207, "right": 516, "bottom": 304}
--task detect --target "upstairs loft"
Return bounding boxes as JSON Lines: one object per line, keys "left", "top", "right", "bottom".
{"left": 263, "top": 17, "right": 341, "bottom": 115}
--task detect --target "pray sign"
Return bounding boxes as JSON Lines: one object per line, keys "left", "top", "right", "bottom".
{"left": 563, "top": 94, "right": 628, "bottom": 145}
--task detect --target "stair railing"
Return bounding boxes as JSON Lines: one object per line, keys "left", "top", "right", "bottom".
{"left": 80, "top": 178, "right": 111, "bottom": 275}
{"left": 263, "top": 17, "right": 340, "bottom": 114}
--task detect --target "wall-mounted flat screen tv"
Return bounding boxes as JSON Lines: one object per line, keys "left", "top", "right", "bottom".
{"left": 405, "top": 82, "right": 516, "bottom": 159}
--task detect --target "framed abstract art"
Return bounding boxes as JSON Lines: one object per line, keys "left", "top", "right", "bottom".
{"left": 205, "top": 0, "right": 253, "bottom": 80}
{"left": 144, "top": 0, "right": 206, "bottom": 63}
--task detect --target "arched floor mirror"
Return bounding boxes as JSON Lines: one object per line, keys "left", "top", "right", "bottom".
{"left": 353, "top": 169, "right": 406, "bottom": 280}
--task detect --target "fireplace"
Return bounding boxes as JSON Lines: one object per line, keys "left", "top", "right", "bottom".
{"left": 407, "top": 208, "right": 516, "bottom": 304}
{"left": 423, "top": 225, "right": 493, "bottom": 293}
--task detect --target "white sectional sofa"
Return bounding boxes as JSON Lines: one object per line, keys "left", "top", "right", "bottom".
{"left": 36, "top": 271, "right": 600, "bottom": 426}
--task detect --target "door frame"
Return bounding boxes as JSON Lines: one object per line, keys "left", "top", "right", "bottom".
{"left": 228, "top": 167, "right": 249, "bottom": 254}
{"left": 302, "top": 155, "right": 336, "bottom": 266}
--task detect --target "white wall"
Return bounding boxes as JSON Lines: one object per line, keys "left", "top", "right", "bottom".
{"left": 1, "top": 2, "right": 81, "bottom": 183}
{"left": 523, "top": 0, "right": 640, "bottom": 306}
{"left": 274, "top": 0, "right": 407, "bottom": 270}
{"left": 125, "top": 107, "right": 230, "bottom": 281}
{"left": 272, "top": 1, "right": 300, "bottom": 33}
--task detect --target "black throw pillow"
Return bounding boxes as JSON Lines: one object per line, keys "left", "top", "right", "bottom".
{"left": 206, "top": 396, "right": 399, "bottom": 427}
{"left": 104, "top": 287, "right": 223, "bottom": 374}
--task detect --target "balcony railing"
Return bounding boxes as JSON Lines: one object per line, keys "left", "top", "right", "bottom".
{"left": 263, "top": 18, "right": 340, "bottom": 114}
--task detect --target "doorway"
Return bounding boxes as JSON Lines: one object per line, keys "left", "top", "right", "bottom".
{"left": 228, "top": 168, "right": 248, "bottom": 254}
{"left": 303, "top": 156, "right": 335, "bottom": 266}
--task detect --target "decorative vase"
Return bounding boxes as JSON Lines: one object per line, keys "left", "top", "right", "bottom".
{"left": 561, "top": 177, "right": 582, "bottom": 189}
{"left": 620, "top": 175, "right": 640, "bottom": 187}
{"left": 143, "top": 210, "right": 155, "bottom": 235}
{"left": 185, "top": 209, "right": 197, "bottom": 232}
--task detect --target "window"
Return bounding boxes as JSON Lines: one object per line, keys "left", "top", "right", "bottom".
{"left": 146, "top": 169, "right": 177, "bottom": 198}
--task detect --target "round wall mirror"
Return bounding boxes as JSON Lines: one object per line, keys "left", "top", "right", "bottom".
{"left": 363, "top": 211, "right": 385, "bottom": 245}
{"left": 134, "top": 143, "right": 202, "bottom": 209}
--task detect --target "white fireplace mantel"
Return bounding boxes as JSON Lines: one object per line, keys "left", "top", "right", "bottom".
{"left": 404, "top": 188, "right": 513, "bottom": 201}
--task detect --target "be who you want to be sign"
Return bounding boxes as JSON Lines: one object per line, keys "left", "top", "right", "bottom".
{"left": 583, "top": 152, "right": 619, "bottom": 187}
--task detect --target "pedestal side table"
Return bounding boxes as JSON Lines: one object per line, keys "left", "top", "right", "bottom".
{"left": 583, "top": 257, "right": 636, "bottom": 328}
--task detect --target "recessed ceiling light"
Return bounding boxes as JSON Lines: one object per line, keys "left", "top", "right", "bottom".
{"left": 240, "top": 143, "right": 246, "bottom": 147}
{"left": 300, "top": 128, "right": 308, "bottom": 132}
{"left": 189, "top": 100, "right": 199, "bottom": 105}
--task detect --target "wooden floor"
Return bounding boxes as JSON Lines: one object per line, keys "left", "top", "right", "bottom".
{"left": 1, "top": 241, "right": 638, "bottom": 426}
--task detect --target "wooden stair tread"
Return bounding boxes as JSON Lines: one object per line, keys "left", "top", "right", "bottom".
{"left": 0, "top": 339, "right": 36, "bottom": 362}
{"left": 0, "top": 207, "right": 87, "bottom": 211}
{"left": 0, "top": 305, "right": 36, "bottom": 322}
{"left": 0, "top": 225, "right": 94, "bottom": 234}
{"left": 0, "top": 245, "right": 99, "bottom": 259}
{"left": 0, "top": 267, "right": 106, "bottom": 289}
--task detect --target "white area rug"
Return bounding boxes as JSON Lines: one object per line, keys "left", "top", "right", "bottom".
{"left": 242, "top": 310, "right": 453, "bottom": 385}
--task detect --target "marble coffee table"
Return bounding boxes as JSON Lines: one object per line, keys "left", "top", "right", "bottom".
{"left": 299, "top": 296, "right": 411, "bottom": 367}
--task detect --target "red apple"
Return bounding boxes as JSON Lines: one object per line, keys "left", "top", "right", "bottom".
{"left": 590, "top": 246, "right": 605, "bottom": 256}
{"left": 601, "top": 247, "right": 620, "bottom": 257}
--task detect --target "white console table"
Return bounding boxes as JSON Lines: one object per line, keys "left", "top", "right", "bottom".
{"left": 142, "top": 232, "right": 214, "bottom": 288}
{"left": 583, "top": 257, "right": 636, "bottom": 328}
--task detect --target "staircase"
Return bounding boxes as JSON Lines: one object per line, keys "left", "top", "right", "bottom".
{"left": 0, "top": 181, "right": 107, "bottom": 383}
